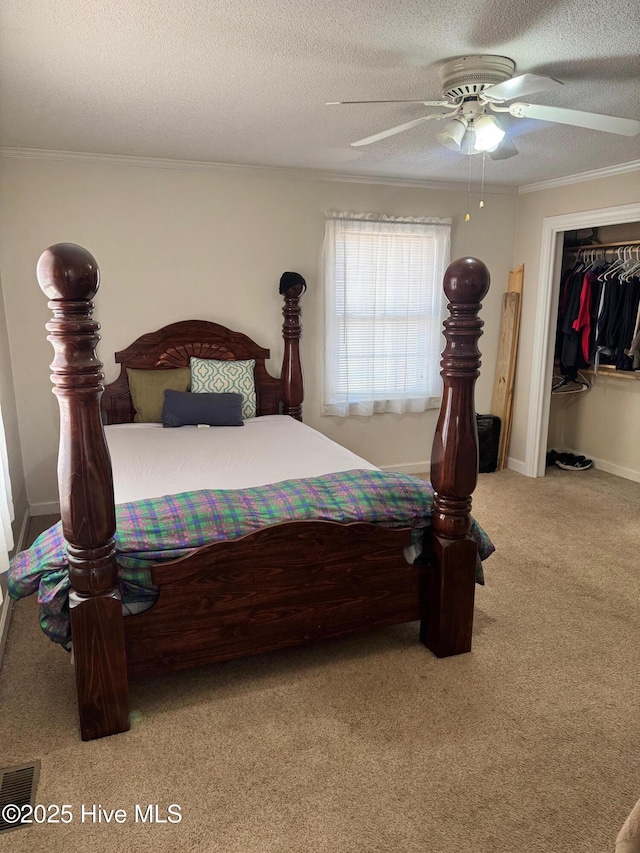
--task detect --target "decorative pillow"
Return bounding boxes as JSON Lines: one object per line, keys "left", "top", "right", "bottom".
{"left": 126, "top": 367, "right": 190, "bottom": 423}
{"left": 162, "top": 391, "right": 244, "bottom": 428}
{"left": 190, "top": 358, "right": 256, "bottom": 420}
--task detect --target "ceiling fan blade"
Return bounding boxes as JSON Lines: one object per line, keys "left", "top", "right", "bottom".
{"left": 489, "top": 135, "right": 518, "bottom": 160}
{"left": 508, "top": 102, "right": 640, "bottom": 135}
{"left": 350, "top": 115, "right": 437, "bottom": 147}
{"left": 326, "top": 100, "right": 450, "bottom": 106}
{"left": 482, "top": 73, "right": 563, "bottom": 102}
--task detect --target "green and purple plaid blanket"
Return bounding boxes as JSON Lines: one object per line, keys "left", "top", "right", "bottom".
{"left": 9, "top": 470, "right": 494, "bottom": 648}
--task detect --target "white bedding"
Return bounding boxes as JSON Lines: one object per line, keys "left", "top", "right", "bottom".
{"left": 105, "top": 415, "right": 378, "bottom": 505}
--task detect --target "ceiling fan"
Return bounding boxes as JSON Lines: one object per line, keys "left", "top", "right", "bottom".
{"left": 327, "top": 55, "right": 640, "bottom": 160}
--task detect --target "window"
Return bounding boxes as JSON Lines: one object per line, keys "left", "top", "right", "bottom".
{"left": 323, "top": 212, "right": 451, "bottom": 417}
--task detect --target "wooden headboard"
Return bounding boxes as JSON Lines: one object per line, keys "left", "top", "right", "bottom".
{"left": 101, "top": 291, "right": 304, "bottom": 424}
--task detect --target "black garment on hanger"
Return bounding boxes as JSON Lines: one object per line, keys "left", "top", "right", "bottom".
{"left": 588, "top": 276, "right": 604, "bottom": 363}
{"left": 616, "top": 278, "right": 640, "bottom": 370}
{"left": 555, "top": 265, "right": 578, "bottom": 362}
{"left": 560, "top": 270, "right": 588, "bottom": 376}
{"left": 597, "top": 279, "right": 623, "bottom": 364}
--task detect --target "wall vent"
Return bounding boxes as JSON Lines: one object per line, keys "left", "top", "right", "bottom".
{"left": 0, "top": 761, "right": 41, "bottom": 833}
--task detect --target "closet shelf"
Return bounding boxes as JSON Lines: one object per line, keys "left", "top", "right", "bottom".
{"left": 584, "top": 365, "right": 640, "bottom": 380}
{"left": 564, "top": 239, "right": 640, "bottom": 252}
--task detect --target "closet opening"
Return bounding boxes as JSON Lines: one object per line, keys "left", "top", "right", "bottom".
{"left": 524, "top": 201, "right": 640, "bottom": 480}
{"left": 547, "top": 230, "right": 640, "bottom": 476}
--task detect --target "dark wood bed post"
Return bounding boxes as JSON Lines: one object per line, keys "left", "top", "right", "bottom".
{"left": 281, "top": 284, "right": 304, "bottom": 420}
{"left": 37, "top": 243, "right": 130, "bottom": 741}
{"left": 422, "top": 256, "right": 490, "bottom": 658}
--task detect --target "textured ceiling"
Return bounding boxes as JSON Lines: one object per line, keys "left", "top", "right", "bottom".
{"left": 1, "top": 0, "right": 639, "bottom": 187}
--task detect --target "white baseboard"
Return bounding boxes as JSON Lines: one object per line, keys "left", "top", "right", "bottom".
{"left": 0, "top": 507, "right": 30, "bottom": 671}
{"left": 563, "top": 449, "right": 640, "bottom": 484}
{"left": 592, "top": 459, "right": 640, "bottom": 483}
{"left": 29, "top": 500, "right": 61, "bottom": 516}
{"left": 506, "top": 456, "right": 528, "bottom": 476}
{"left": 380, "top": 461, "right": 430, "bottom": 476}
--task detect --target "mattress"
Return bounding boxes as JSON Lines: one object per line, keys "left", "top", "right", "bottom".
{"left": 105, "top": 415, "right": 379, "bottom": 504}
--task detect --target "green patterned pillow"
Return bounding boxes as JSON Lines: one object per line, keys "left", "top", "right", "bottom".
{"left": 190, "top": 358, "right": 256, "bottom": 419}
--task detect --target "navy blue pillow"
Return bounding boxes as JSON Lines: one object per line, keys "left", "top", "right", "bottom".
{"left": 162, "top": 390, "right": 244, "bottom": 428}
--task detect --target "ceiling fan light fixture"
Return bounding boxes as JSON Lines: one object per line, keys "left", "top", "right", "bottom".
{"left": 472, "top": 114, "right": 506, "bottom": 151}
{"left": 459, "top": 128, "right": 477, "bottom": 155}
{"left": 435, "top": 116, "right": 468, "bottom": 150}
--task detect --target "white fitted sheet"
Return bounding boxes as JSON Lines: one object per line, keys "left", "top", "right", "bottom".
{"left": 105, "top": 415, "right": 378, "bottom": 505}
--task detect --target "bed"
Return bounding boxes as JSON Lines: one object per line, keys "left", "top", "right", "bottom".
{"left": 15, "top": 242, "right": 492, "bottom": 741}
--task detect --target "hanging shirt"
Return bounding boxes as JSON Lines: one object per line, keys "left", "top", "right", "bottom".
{"left": 560, "top": 268, "right": 586, "bottom": 374}
{"left": 597, "top": 279, "right": 622, "bottom": 364}
{"left": 616, "top": 278, "right": 640, "bottom": 370}
{"left": 572, "top": 272, "right": 594, "bottom": 363}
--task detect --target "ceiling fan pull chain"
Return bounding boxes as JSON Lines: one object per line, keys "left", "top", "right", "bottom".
{"left": 465, "top": 154, "right": 472, "bottom": 222}
{"left": 479, "top": 151, "right": 486, "bottom": 209}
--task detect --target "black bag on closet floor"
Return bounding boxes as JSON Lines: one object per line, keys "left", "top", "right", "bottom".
{"left": 476, "top": 414, "right": 501, "bottom": 473}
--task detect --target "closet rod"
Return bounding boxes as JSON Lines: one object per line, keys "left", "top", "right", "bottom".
{"left": 564, "top": 239, "right": 640, "bottom": 252}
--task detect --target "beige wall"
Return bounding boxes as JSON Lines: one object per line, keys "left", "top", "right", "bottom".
{"left": 510, "top": 171, "right": 640, "bottom": 475}
{"left": 0, "top": 156, "right": 517, "bottom": 509}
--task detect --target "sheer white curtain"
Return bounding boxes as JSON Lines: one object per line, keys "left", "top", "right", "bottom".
{"left": 0, "top": 405, "right": 15, "bottom": 605}
{"left": 323, "top": 212, "right": 451, "bottom": 417}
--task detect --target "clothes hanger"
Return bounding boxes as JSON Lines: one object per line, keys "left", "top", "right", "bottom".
{"left": 600, "top": 247, "right": 627, "bottom": 282}
{"left": 572, "top": 250, "right": 586, "bottom": 274}
{"left": 551, "top": 367, "right": 591, "bottom": 395}
{"left": 584, "top": 248, "right": 598, "bottom": 270}
{"left": 620, "top": 247, "right": 640, "bottom": 281}
{"left": 551, "top": 377, "right": 590, "bottom": 394}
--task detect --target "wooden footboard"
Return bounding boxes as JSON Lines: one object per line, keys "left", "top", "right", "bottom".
{"left": 124, "top": 521, "right": 418, "bottom": 678}
{"left": 36, "top": 245, "right": 489, "bottom": 740}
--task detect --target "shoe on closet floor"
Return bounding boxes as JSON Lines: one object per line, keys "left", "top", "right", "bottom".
{"left": 555, "top": 453, "right": 592, "bottom": 471}
{"left": 546, "top": 449, "right": 560, "bottom": 466}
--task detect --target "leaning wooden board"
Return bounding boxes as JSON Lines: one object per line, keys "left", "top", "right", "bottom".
{"left": 491, "top": 264, "right": 524, "bottom": 470}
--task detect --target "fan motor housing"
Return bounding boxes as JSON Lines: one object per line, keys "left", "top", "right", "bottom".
{"left": 440, "top": 55, "right": 516, "bottom": 102}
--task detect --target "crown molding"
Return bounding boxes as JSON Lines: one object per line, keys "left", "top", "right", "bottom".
{"left": 0, "top": 146, "right": 517, "bottom": 194}
{"left": 2, "top": 147, "right": 636, "bottom": 196}
{"left": 518, "top": 159, "right": 640, "bottom": 194}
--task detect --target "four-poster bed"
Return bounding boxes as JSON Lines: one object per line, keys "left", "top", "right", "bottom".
{"left": 21, "top": 243, "right": 491, "bottom": 741}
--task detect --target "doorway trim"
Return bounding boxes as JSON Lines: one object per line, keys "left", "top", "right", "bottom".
{"left": 525, "top": 201, "right": 640, "bottom": 478}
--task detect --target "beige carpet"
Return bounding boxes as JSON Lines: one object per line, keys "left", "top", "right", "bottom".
{"left": 1, "top": 467, "right": 639, "bottom": 853}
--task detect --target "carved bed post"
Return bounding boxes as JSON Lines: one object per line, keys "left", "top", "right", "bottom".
{"left": 37, "top": 243, "right": 130, "bottom": 740}
{"left": 422, "top": 256, "right": 490, "bottom": 658}
{"left": 281, "top": 283, "right": 305, "bottom": 420}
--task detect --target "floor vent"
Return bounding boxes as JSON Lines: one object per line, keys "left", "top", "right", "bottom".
{"left": 0, "top": 761, "right": 41, "bottom": 833}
